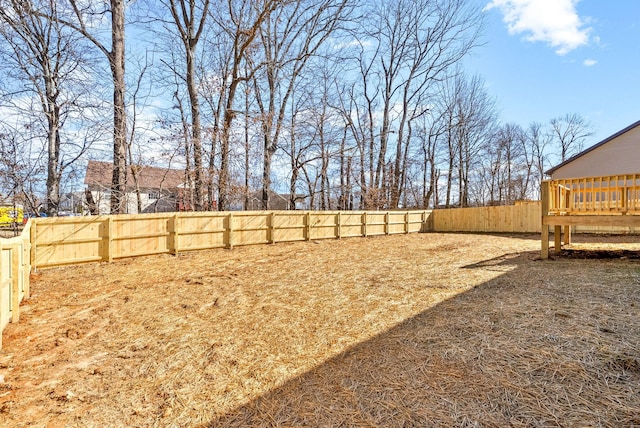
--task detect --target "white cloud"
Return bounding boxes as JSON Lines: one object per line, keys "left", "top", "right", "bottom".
{"left": 583, "top": 59, "right": 597, "bottom": 67}
{"left": 485, "top": 0, "right": 592, "bottom": 55}
{"left": 331, "top": 37, "right": 374, "bottom": 51}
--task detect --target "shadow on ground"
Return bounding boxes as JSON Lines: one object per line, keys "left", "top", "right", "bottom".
{"left": 205, "top": 252, "right": 640, "bottom": 427}
{"left": 557, "top": 249, "right": 640, "bottom": 259}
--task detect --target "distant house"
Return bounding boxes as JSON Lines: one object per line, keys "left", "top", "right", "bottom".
{"left": 246, "top": 190, "right": 307, "bottom": 210}
{"left": 546, "top": 120, "right": 640, "bottom": 179}
{"left": 58, "top": 192, "right": 84, "bottom": 214}
{"left": 84, "top": 160, "right": 190, "bottom": 214}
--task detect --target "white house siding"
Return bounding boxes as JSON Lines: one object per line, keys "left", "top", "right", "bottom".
{"left": 90, "top": 191, "right": 176, "bottom": 214}
{"left": 90, "top": 191, "right": 112, "bottom": 215}
{"left": 550, "top": 125, "right": 640, "bottom": 179}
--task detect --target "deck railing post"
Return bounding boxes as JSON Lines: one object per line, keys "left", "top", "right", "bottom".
{"left": 564, "top": 188, "right": 572, "bottom": 245}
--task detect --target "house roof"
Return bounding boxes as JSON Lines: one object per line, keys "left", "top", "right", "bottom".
{"left": 84, "top": 160, "right": 186, "bottom": 190}
{"left": 545, "top": 119, "right": 640, "bottom": 176}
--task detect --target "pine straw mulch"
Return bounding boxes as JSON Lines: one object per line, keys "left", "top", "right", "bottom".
{"left": 0, "top": 233, "right": 638, "bottom": 427}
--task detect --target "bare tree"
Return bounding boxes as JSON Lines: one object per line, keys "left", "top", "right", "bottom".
{"left": 453, "top": 74, "right": 496, "bottom": 206}
{"left": 0, "top": 124, "right": 45, "bottom": 215}
{"left": 210, "top": 0, "right": 277, "bottom": 211}
{"left": 127, "top": 53, "right": 153, "bottom": 214}
{"left": 550, "top": 113, "right": 594, "bottom": 162}
{"left": 162, "top": 0, "right": 210, "bottom": 210}
{"left": 0, "top": 0, "right": 94, "bottom": 216}
{"left": 415, "top": 111, "right": 445, "bottom": 208}
{"left": 516, "top": 125, "right": 534, "bottom": 200}
{"left": 522, "top": 121, "right": 549, "bottom": 199}
{"left": 41, "top": 0, "right": 129, "bottom": 213}
{"left": 250, "top": 0, "right": 351, "bottom": 209}
{"left": 354, "top": 0, "right": 483, "bottom": 209}
{"left": 335, "top": 50, "right": 380, "bottom": 209}
{"left": 433, "top": 71, "right": 496, "bottom": 207}
{"left": 483, "top": 123, "right": 526, "bottom": 205}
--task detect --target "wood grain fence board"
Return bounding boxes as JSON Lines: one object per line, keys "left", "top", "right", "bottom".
{"left": 0, "top": 226, "right": 31, "bottom": 348}
{"left": 0, "top": 243, "right": 9, "bottom": 334}
{"left": 28, "top": 205, "right": 638, "bottom": 269}
{"left": 431, "top": 204, "right": 542, "bottom": 233}
{"left": 11, "top": 245, "right": 19, "bottom": 323}
{"left": 27, "top": 210, "right": 430, "bottom": 268}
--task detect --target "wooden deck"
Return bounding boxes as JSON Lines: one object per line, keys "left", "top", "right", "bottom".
{"left": 541, "top": 174, "right": 640, "bottom": 258}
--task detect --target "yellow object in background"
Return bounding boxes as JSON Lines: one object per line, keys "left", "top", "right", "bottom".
{"left": 0, "top": 205, "right": 24, "bottom": 226}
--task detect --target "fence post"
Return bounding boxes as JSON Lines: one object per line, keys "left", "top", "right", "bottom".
{"left": 11, "top": 245, "right": 20, "bottom": 323}
{"left": 103, "top": 216, "right": 113, "bottom": 262}
{"left": 168, "top": 214, "right": 179, "bottom": 255}
{"left": 107, "top": 216, "right": 114, "bottom": 262}
{"left": 421, "top": 210, "right": 428, "bottom": 232}
{"left": 385, "top": 212, "right": 390, "bottom": 235}
{"left": 30, "top": 220, "right": 37, "bottom": 271}
{"left": 336, "top": 212, "right": 342, "bottom": 239}
{"left": 362, "top": 212, "right": 368, "bottom": 237}
{"left": 22, "top": 235, "right": 30, "bottom": 299}
{"left": 405, "top": 211, "right": 409, "bottom": 233}
{"left": 269, "top": 212, "right": 276, "bottom": 244}
{"left": 305, "top": 212, "right": 311, "bottom": 241}
{"left": 227, "top": 213, "right": 234, "bottom": 249}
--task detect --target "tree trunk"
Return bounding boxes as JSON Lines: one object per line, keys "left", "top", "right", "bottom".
{"left": 186, "top": 47, "right": 204, "bottom": 210}
{"left": 262, "top": 139, "right": 275, "bottom": 210}
{"left": 110, "top": 0, "right": 127, "bottom": 214}
{"left": 45, "top": 103, "right": 61, "bottom": 217}
{"left": 167, "top": 0, "right": 210, "bottom": 211}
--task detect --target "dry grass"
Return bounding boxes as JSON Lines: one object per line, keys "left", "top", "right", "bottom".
{"left": 0, "top": 233, "right": 638, "bottom": 427}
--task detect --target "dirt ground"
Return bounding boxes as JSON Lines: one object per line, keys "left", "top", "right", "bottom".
{"left": 0, "top": 233, "right": 639, "bottom": 427}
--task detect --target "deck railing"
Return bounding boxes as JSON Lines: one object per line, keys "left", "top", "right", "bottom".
{"left": 543, "top": 174, "right": 640, "bottom": 215}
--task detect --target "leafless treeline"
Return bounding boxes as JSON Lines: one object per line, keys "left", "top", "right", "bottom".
{"left": 0, "top": 0, "right": 593, "bottom": 214}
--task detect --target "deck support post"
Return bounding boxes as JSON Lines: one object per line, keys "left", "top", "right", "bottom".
{"left": 563, "top": 225, "right": 571, "bottom": 245}
{"left": 554, "top": 225, "right": 562, "bottom": 254}
{"left": 541, "top": 225, "right": 549, "bottom": 259}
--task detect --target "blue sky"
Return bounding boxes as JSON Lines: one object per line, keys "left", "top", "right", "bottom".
{"left": 470, "top": 0, "right": 640, "bottom": 144}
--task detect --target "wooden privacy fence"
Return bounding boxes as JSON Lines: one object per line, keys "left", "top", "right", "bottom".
{"left": 431, "top": 202, "right": 541, "bottom": 233}
{"left": 31, "top": 210, "right": 431, "bottom": 269}
{"left": 28, "top": 203, "right": 640, "bottom": 270}
{"left": 3, "top": 202, "right": 638, "bottom": 346}
{"left": 432, "top": 201, "right": 640, "bottom": 234}
{"left": 0, "top": 221, "right": 31, "bottom": 348}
